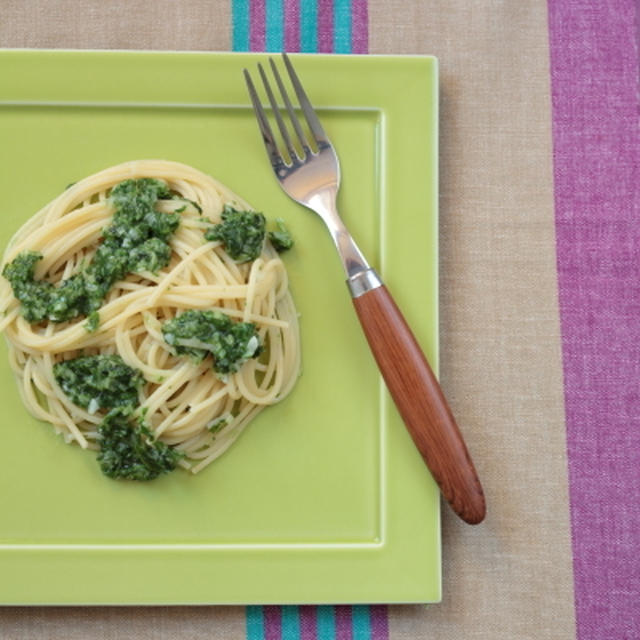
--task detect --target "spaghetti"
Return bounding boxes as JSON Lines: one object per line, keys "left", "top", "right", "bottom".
{"left": 0, "top": 160, "right": 300, "bottom": 477}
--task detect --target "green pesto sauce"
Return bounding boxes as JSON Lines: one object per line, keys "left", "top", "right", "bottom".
{"left": 2, "top": 251, "right": 53, "bottom": 323}
{"left": 53, "top": 354, "right": 143, "bottom": 413}
{"left": 2, "top": 178, "right": 180, "bottom": 326}
{"left": 162, "top": 309, "right": 261, "bottom": 375}
{"left": 268, "top": 218, "right": 294, "bottom": 253}
{"left": 97, "top": 407, "right": 181, "bottom": 481}
{"left": 204, "top": 204, "right": 266, "bottom": 263}
{"left": 84, "top": 310, "right": 100, "bottom": 333}
{"left": 54, "top": 354, "right": 179, "bottom": 481}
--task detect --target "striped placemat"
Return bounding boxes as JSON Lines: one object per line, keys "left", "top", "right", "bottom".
{"left": 247, "top": 606, "right": 388, "bottom": 640}
{"left": 232, "top": 0, "right": 367, "bottom": 53}
{"left": 548, "top": 1, "right": 640, "bottom": 638}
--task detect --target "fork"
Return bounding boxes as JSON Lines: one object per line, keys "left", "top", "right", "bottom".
{"left": 244, "top": 53, "right": 485, "bottom": 525}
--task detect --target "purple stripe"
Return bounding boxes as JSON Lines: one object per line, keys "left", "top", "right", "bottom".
{"left": 299, "top": 606, "right": 317, "bottom": 640}
{"left": 334, "top": 606, "right": 352, "bottom": 640}
{"left": 370, "top": 605, "right": 388, "bottom": 640}
{"left": 249, "top": 0, "right": 266, "bottom": 51}
{"left": 284, "top": 0, "right": 300, "bottom": 51}
{"left": 351, "top": 0, "right": 368, "bottom": 54}
{"left": 548, "top": 1, "right": 640, "bottom": 639}
{"left": 317, "top": 0, "right": 334, "bottom": 53}
{"left": 264, "top": 605, "right": 282, "bottom": 640}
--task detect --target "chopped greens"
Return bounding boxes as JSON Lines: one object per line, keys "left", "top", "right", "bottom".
{"left": 2, "top": 251, "right": 53, "bottom": 323}
{"left": 268, "top": 218, "right": 294, "bottom": 252}
{"left": 126, "top": 236, "right": 173, "bottom": 274}
{"left": 54, "top": 354, "right": 179, "bottom": 481}
{"left": 204, "top": 205, "right": 266, "bottom": 263}
{"left": 47, "top": 273, "right": 88, "bottom": 322}
{"left": 107, "top": 178, "right": 180, "bottom": 249}
{"left": 97, "top": 407, "right": 181, "bottom": 481}
{"left": 84, "top": 311, "right": 100, "bottom": 333}
{"left": 162, "top": 309, "right": 261, "bottom": 375}
{"left": 3, "top": 178, "right": 180, "bottom": 324}
{"left": 53, "top": 355, "right": 143, "bottom": 413}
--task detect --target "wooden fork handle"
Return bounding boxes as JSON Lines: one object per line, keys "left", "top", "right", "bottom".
{"left": 351, "top": 284, "right": 486, "bottom": 525}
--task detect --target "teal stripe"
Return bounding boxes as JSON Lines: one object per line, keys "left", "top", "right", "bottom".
{"left": 333, "top": 0, "right": 352, "bottom": 53}
{"left": 352, "top": 605, "right": 371, "bottom": 640}
{"left": 317, "top": 605, "right": 336, "bottom": 640}
{"left": 232, "top": 0, "right": 250, "bottom": 51}
{"left": 246, "top": 605, "right": 265, "bottom": 640}
{"left": 266, "top": 0, "right": 284, "bottom": 51}
{"left": 281, "top": 606, "right": 300, "bottom": 640}
{"left": 300, "top": 0, "right": 318, "bottom": 52}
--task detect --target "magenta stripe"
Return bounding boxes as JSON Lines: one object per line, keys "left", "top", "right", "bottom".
{"left": 334, "top": 606, "right": 352, "bottom": 640}
{"left": 249, "top": 0, "right": 266, "bottom": 51}
{"left": 317, "top": 0, "right": 334, "bottom": 53}
{"left": 548, "top": 1, "right": 640, "bottom": 639}
{"left": 283, "top": 0, "right": 300, "bottom": 51}
{"left": 370, "top": 605, "right": 388, "bottom": 640}
{"left": 299, "top": 606, "right": 317, "bottom": 640}
{"left": 264, "top": 605, "right": 282, "bottom": 640}
{"left": 350, "top": 0, "right": 368, "bottom": 54}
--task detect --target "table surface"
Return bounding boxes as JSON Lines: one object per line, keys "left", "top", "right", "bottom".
{"left": 0, "top": 2, "right": 637, "bottom": 640}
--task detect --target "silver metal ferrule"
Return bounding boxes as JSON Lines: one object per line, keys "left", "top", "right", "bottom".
{"left": 347, "top": 268, "right": 383, "bottom": 298}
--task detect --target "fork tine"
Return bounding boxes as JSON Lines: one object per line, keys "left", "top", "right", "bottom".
{"left": 281, "top": 52, "right": 329, "bottom": 146}
{"left": 257, "top": 63, "right": 300, "bottom": 163}
{"left": 268, "top": 58, "right": 311, "bottom": 155}
{"left": 243, "top": 69, "right": 285, "bottom": 167}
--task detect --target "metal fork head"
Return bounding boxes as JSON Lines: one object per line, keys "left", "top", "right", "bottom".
{"left": 243, "top": 53, "right": 341, "bottom": 213}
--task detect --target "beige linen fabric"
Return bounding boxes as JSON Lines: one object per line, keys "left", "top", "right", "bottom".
{"left": 370, "top": 2, "right": 576, "bottom": 639}
{"left": 0, "top": 606, "right": 243, "bottom": 639}
{"left": 0, "top": 0, "right": 231, "bottom": 51}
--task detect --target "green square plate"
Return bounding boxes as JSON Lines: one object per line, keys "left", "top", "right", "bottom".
{"left": 0, "top": 50, "right": 440, "bottom": 604}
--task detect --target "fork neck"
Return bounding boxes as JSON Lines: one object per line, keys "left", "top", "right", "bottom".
{"left": 308, "top": 188, "right": 373, "bottom": 280}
